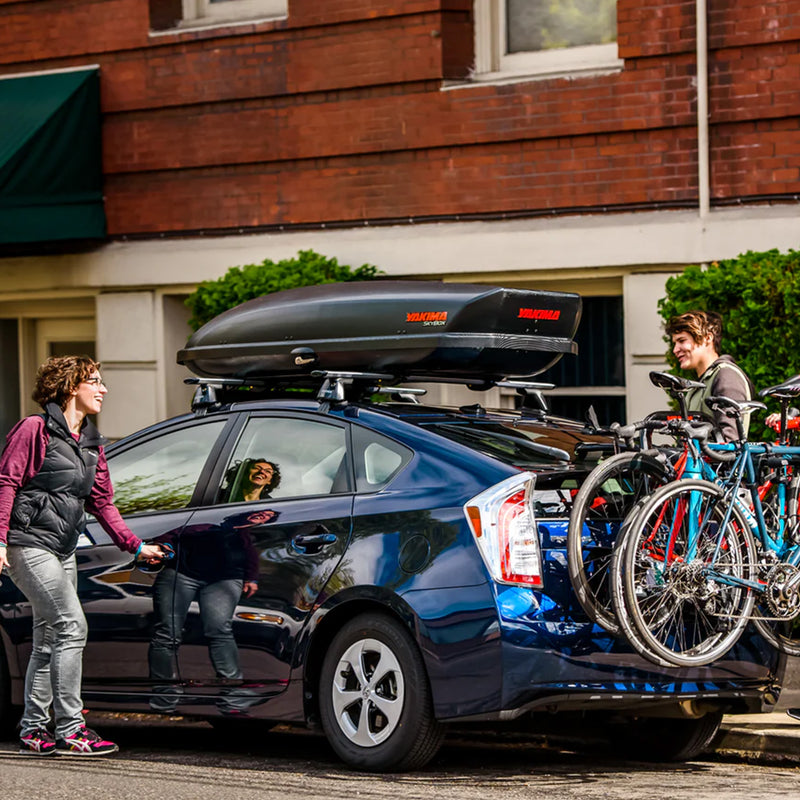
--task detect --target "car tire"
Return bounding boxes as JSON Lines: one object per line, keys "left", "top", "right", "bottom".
{"left": 612, "top": 711, "right": 724, "bottom": 762}
{"left": 319, "top": 613, "right": 444, "bottom": 772}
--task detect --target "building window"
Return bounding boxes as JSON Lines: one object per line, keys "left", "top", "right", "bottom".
{"left": 473, "top": 0, "right": 621, "bottom": 83}
{"left": 536, "top": 296, "right": 626, "bottom": 426}
{"left": 182, "top": 0, "right": 287, "bottom": 26}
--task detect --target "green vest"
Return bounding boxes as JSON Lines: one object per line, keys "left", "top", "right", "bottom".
{"left": 686, "top": 361, "right": 752, "bottom": 439}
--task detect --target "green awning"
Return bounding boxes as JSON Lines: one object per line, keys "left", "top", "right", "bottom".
{"left": 0, "top": 67, "right": 106, "bottom": 245}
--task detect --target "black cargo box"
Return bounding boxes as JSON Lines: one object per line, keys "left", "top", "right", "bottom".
{"left": 177, "top": 281, "right": 581, "bottom": 384}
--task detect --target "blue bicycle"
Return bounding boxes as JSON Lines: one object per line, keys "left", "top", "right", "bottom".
{"left": 610, "top": 376, "right": 800, "bottom": 668}
{"left": 568, "top": 370, "right": 727, "bottom": 635}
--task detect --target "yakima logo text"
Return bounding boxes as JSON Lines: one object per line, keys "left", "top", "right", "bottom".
{"left": 518, "top": 308, "right": 560, "bottom": 321}
{"left": 407, "top": 311, "right": 448, "bottom": 326}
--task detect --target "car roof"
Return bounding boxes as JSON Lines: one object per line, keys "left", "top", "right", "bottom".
{"left": 107, "top": 394, "right": 611, "bottom": 472}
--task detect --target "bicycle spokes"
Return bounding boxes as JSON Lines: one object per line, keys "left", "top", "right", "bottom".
{"left": 617, "top": 480, "right": 756, "bottom": 668}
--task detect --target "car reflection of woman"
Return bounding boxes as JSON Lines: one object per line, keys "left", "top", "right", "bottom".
{"left": 0, "top": 356, "right": 165, "bottom": 757}
{"left": 224, "top": 458, "right": 281, "bottom": 502}
{"left": 148, "top": 512, "right": 265, "bottom": 716}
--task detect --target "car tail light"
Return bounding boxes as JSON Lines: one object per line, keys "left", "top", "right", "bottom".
{"left": 464, "top": 473, "right": 543, "bottom": 587}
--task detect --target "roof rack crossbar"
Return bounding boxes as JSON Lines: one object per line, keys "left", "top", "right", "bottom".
{"left": 496, "top": 380, "right": 556, "bottom": 391}
{"left": 185, "top": 376, "right": 268, "bottom": 415}
{"left": 310, "top": 369, "right": 395, "bottom": 405}
{"left": 184, "top": 377, "right": 265, "bottom": 387}
{"left": 368, "top": 386, "right": 427, "bottom": 395}
{"left": 310, "top": 370, "right": 395, "bottom": 381}
{"left": 497, "top": 380, "right": 556, "bottom": 417}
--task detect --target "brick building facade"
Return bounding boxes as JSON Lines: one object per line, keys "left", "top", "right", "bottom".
{"left": 1, "top": 0, "right": 798, "bottom": 437}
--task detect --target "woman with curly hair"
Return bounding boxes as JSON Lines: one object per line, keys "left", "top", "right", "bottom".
{"left": 224, "top": 457, "right": 281, "bottom": 502}
{"left": 0, "top": 356, "right": 165, "bottom": 757}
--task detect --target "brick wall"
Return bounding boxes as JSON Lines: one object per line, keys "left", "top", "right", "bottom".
{"left": 1, "top": 0, "right": 797, "bottom": 236}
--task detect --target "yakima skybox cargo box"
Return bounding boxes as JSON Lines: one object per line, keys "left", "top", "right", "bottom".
{"left": 178, "top": 281, "right": 581, "bottom": 383}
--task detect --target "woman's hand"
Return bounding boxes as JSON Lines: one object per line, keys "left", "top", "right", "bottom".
{"left": 765, "top": 413, "right": 781, "bottom": 430}
{"left": 0, "top": 546, "right": 8, "bottom": 575}
{"left": 138, "top": 543, "right": 168, "bottom": 564}
{"left": 242, "top": 581, "right": 258, "bottom": 598}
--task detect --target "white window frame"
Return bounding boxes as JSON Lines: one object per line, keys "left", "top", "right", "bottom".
{"left": 472, "top": 0, "right": 622, "bottom": 84}
{"left": 181, "top": 0, "right": 287, "bottom": 26}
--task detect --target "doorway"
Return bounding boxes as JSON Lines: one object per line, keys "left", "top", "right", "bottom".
{"left": 19, "top": 317, "right": 96, "bottom": 417}
{"left": 35, "top": 318, "right": 96, "bottom": 365}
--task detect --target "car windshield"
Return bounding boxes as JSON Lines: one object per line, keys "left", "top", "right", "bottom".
{"left": 421, "top": 419, "right": 605, "bottom": 469}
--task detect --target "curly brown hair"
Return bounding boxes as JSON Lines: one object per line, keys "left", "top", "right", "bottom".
{"left": 32, "top": 356, "right": 101, "bottom": 410}
{"left": 222, "top": 458, "right": 282, "bottom": 502}
{"left": 665, "top": 310, "right": 723, "bottom": 352}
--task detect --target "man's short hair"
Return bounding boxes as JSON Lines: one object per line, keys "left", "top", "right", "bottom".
{"left": 666, "top": 310, "right": 722, "bottom": 352}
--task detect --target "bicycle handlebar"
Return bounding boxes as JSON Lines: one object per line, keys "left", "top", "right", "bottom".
{"left": 668, "top": 418, "right": 739, "bottom": 462}
{"left": 610, "top": 417, "right": 669, "bottom": 443}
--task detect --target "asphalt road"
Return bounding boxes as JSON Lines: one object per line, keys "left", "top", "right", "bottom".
{"left": 0, "top": 714, "right": 798, "bottom": 800}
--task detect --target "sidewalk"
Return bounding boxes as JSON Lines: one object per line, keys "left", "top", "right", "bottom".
{"left": 714, "top": 660, "right": 800, "bottom": 764}
{"left": 716, "top": 710, "right": 800, "bottom": 764}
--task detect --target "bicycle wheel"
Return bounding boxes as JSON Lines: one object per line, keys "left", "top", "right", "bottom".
{"left": 751, "top": 474, "right": 800, "bottom": 656}
{"left": 751, "top": 580, "right": 800, "bottom": 656}
{"left": 613, "top": 479, "right": 757, "bottom": 668}
{"left": 567, "top": 451, "right": 672, "bottom": 633}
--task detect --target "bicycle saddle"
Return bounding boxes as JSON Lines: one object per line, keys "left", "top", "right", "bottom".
{"left": 706, "top": 395, "right": 767, "bottom": 416}
{"left": 649, "top": 371, "right": 705, "bottom": 393}
{"left": 760, "top": 374, "right": 800, "bottom": 400}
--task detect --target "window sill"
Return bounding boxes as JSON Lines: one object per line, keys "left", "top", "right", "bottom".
{"left": 149, "top": 14, "right": 286, "bottom": 41}
{"left": 456, "top": 42, "right": 623, "bottom": 89}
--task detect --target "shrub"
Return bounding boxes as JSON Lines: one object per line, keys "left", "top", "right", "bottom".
{"left": 185, "top": 249, "right": 382, "bottom": 331}
{"left": 658, "top": 249, "right": 800, "bottom": 440}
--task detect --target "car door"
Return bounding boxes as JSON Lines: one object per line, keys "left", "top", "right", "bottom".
{"left": 73, "top": 416, "right": 233, "bottom": 705}
{"left": 160, "top": 412, "right": 353, "bottom": 713}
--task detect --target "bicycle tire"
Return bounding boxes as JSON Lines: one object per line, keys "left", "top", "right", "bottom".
{"left": 752, "top": 601, "right": 800, "bottom": 656}
{"left": 612, "top": 479, "right": 757, "bottom": 668}
{"left": 751, "top": 473, "right": 800, "bottom": 656}
{"left": 567, "top": 451, "right": 672, "bottom": 633}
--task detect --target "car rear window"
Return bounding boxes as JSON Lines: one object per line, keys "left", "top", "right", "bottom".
{"left": 421, "top": 419, "right": 596, "bottom": 469}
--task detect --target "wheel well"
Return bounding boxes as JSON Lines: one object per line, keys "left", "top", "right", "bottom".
{"left": 302, "top": 599, "right": 418, "bottom": 725}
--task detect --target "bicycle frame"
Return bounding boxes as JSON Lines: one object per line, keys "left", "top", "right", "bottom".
{"left": 664, "top": 440, "right": 800, "bottom": 594}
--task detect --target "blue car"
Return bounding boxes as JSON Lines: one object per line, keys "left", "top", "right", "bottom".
{"left": 0, "top": 283, "right": 784, "bottom": 771}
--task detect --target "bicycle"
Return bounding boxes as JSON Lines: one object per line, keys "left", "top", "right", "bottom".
{"left": 609, "top": 375, "right": 800, "bottom": 668}
{"left": 567, "top": 370, "right": 719, "bottom": 634}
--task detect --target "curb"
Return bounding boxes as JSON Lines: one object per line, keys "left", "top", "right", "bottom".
{"left": 713, "top": 717, "right": 800, "bottom": 765}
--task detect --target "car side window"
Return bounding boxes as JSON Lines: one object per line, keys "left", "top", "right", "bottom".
{"left": 217, "top": 416, "right": 349, "bottom": 503}
{"left": 107, "top": 421, "right": 227, "bottom": 515}
{"left": 352, "top": 426, "right": 412, "bottom": 493}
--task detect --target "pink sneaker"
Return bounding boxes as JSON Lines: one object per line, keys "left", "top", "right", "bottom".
{"left": 55, "top": 726, "right": 119, "bottom": 756}
{"left": 20, "top": 728, "right": 57, "bottom": 756}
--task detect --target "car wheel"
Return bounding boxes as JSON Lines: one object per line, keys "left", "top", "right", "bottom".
{"left": 319, "top": 613, "right": 444, "bottom": 772}
{"left": 612, "top": 711, "right": 724, "bottom": 761}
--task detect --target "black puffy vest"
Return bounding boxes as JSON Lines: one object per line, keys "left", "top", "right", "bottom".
{"left": 8, "top": 403, "right": 104, "bottom": 557}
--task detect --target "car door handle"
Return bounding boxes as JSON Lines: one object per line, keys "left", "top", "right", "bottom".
{"left": 291, "top": 530, "right": 337, "bottom": 554}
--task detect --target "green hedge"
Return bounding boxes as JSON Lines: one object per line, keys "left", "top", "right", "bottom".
{"left": 658, "top": 249, "right": 800, "bottom": 440}
{"left": 185, "top": 249, "right": 382, "bottom": 331}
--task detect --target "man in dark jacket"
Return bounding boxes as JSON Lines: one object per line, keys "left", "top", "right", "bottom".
{"left": 666, "top": 310, "right": 755, "bottom": 442}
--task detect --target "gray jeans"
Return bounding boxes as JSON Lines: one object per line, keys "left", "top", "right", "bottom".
{"left": 149, "top": 567, "right": 243, "bottom": 682}
{"left": 148, "top": 568, "right": 243, "bottom": 712}
{"left": 7, "top": 546, "right": 87, "bottom": 739}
